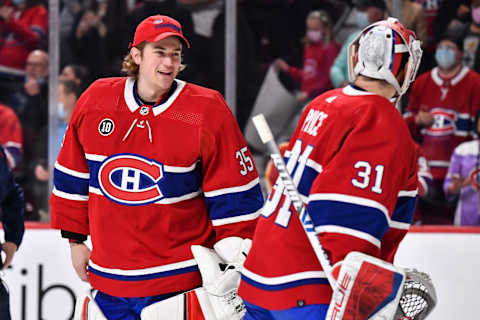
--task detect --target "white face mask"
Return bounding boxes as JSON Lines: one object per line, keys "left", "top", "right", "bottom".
{"left": 306, "top": 30, "right": 324, "bottom": 43}
{"left": 435, "top": 47, "right": 456, "bottom": 70}
{"left": 57, "top": 103, "right": 66, "bottom": 120}
{"left": 356, "top": 11, "right": 370, "bottom": 28}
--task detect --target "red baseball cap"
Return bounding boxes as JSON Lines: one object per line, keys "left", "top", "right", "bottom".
{"left": 130, "top": 15, "right": 190, "bottom": 48}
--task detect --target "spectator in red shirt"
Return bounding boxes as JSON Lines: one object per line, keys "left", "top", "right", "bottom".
{"left": 0, "top": 0, "right": 48, "bottom": 81}
{"left": 275, "top": 10, "right": 340, "bottom": 104}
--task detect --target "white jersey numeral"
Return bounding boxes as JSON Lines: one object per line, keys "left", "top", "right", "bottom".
{"left": 351, "top": 161, "right": 384, "bottom": 194}
{"left": 263, "top": 139, "right": 313, "bottom": 227}
{"left": 236, "top": 146, "right": 254, "bottom": 176}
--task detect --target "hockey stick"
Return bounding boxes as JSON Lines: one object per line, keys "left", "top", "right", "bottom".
{"left": 251, "top": 113, "right": 336, "bottom": 288}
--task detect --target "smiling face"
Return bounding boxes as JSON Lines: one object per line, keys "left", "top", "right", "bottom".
{"left": 131, "top": 37, "right": 183, "bottom": 98}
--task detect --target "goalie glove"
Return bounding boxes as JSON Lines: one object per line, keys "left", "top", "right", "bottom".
{"left": 394, "top": 269, "right": 437, "bottom": 320}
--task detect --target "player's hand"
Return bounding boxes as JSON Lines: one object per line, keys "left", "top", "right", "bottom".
{"left": 415, "top": 110, "right": 434, "bottom": 127}
{"left": 70, "top": 242, "right": 91, "bottom": 282}
{"left": 1, "top": 241, "right": 17, "bottom": 270}
{"left": 275, "top": 59, "right": 290, "bottom": 72}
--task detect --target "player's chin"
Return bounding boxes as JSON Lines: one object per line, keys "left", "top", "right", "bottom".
{"left": 155, "top": 71, "right": 175, "bottom": 84}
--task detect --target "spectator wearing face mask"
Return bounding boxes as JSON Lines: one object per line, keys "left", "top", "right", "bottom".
{"left": 404, "top": 29, "right": 480, "bottom": 225}
{"left": 275, "top": 10, "right": 340, "bottom": 103}
{"left": 330, "top": 0, "right": 386, "bottom": 88}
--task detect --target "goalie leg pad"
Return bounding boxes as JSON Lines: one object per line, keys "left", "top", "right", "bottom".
{"left": 326, "top": 252, "right": 405, "bottom": 320}
{"left": 73, "top": 290, "right": 107, "bottom": 320}
{"left": 140, "top": 287, "right": 244, "bottom": 320}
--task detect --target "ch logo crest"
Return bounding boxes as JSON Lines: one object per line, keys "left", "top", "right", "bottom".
{"left": 98, "top": 154, "right": 164, "bottom": 205}
{"left": 426, "top": 108, "right": 457, "bottom": 136}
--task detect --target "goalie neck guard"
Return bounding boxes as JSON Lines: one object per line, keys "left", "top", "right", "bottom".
{"left": 347, "top": 17, "right": 423, "bottom": 96}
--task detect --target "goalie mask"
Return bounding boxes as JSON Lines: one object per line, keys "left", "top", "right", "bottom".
{"left": 347, "top": 17, "right": 423, "bottom": 96}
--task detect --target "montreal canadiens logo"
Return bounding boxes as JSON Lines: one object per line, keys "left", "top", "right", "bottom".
{"left": 426, "top": 108, "right": 457, "bottom": 136}
{"left": 98, "top": 154, "right": 164, "bottom": 205}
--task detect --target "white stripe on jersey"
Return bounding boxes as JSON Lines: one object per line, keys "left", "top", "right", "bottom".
{"left": 212, "top": 208, "right": 262, "bottom": 226}
{"left": 314, "top": 225, "right": 381, "bottom": 248}
{"left": 204, "top": 177, "right": 260, "bottom": 197}
{"left": 242, "top": 267, "right": 326, "bottom": 285}
{"left": 89, "top": 258, "right": 197, "bottom": 276}
{"left": 55, "top": 161, "right": 90, "bottom": 179}
{"left": 52, "top": 187, "right": 89, "bottom": 201}
{"left": 390, "top": 220, "right": 410, "bottom": 230}
{"left": 398, "top": 189, "right": 418, "bottom": 197}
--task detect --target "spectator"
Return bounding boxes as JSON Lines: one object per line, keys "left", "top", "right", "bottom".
{"left": 13, "top": 49, "right": 48, "bottom": 221}
{"left": 433, "top": 0, "right": 471, "bottom": 44}
{"left": 67, "top": 1, "right": 108, "bottom": 80}
{"left": 57, "top": 79, "right": 80, "bottom": 144}
{"left": 404, "top": 29, "right": 480, "bottom": 224}
{"left": 0, "top": 0, "right": 48, "bottom": 82}
{"left": 59, "top": 63, "right": 90, "bottom": 93}
{"left": 176, "top": 0, "right": 260, "bottom": 132}
{"left": 386, "top": 0, "right": 428, "bottom": 47}
{"left": 459, "top": 0, "right": 480, "bottom": 73}
{"left": 276, "top": 10, "right": 340, "bottom": 103}
{"left": 0, "top": 102, "right": 22, "bottom": 170}
{"left": 444, "top": 109, "right": 480, "bottom": 225}
{"left": 330, "top": 0, "right": 387, "bottom": 88}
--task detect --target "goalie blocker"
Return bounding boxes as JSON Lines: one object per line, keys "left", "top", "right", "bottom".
{"left": 326, "top": 252, "right": 436, "bottom": 320}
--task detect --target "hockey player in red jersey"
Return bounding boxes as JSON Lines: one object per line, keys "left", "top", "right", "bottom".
{"left": 49, "top": 15, "right": 263, "bottom": 320}
{"left": 238, "top": 18, "right": 423, "bottom": 319}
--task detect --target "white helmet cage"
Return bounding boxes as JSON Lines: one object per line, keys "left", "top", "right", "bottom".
{"left": 347, "top": 17, "right": 423, "bottom": 96}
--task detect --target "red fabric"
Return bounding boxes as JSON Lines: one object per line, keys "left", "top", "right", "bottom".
{"left": 288, "top": 41, "right": 340, "bottom": 99}
{"left": 0, "top": 4, "right": 48, "bottom": 70}
{"left": 187, "top": 290, "right": 206, "bottom": 320}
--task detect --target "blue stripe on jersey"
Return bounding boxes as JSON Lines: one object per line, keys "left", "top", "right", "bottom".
{"left": 307, "top": 200, "right": 389, "bottom": 240}
{"left": 391, "top": 196, "right": 416, "bottom": 224}
{"left": 206, "top": 184, "right": 264, "bottom": 220}
{"left": 87, "top": 265, "right": 199, "bottom": 282}
{"left": 298, "top": 166, "right": 319, "bottom": 197}
{"left": 456, "top": 117, "right": 472, "bottom": 133}
{"left": 240, "top": 274, "right": 329, "bottom": 291}
{"left": 53, "top": 167, "right": 89, "bottom": 195}
{"left": 283, "top": 156, "right": 320, "bottom": 197}
{"left": 87, "top": 159, "right": 202, "bottom": 198}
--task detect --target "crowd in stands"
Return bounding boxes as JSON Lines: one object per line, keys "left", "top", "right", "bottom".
{"left": 1, "top": 0, "right": 480, "bottom": 226}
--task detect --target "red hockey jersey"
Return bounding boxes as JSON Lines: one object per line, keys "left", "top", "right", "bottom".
{"left": 404, "top": 66, "right": 480, "bottom": 180}
{"left": 238, "top": 85, "right": 418, "bottom": 310}
{"left": 0, "top": 4, "right": 48, "bottom": 72}
{"left": 0, "top": 103, "right": 22, "bottom": 169}
{"left": 50, "top": 77, "right": 263, "bottom": 297}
